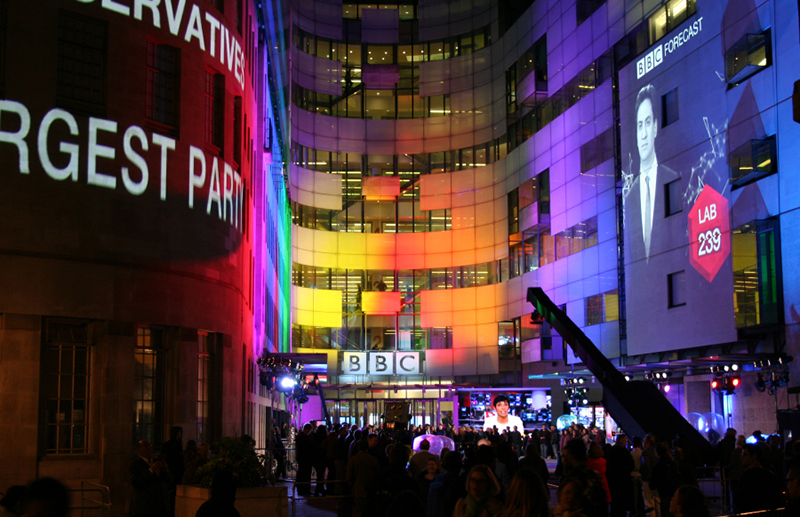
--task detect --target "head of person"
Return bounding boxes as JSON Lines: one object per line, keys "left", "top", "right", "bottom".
{"left": 185, "top": 439, "right": 198, "bottom": 452}
{"left": 616, "top": 435, "right": 629, "bottom": 448}
{"left": 735, "top": 435, "right": 746, "bottom": 448}
{"left": 525, "top": 443, "right": 542, "bottom": 459}
{"left": 198, "top": 443, "right": 209, "bottom": 459}
{"left": 0, "top": 485, "right": 26, "bottom": 516}
{"left": 562, "top": 438, "right": 588, "bottom": 469}
{"left": 389, "top": 444, "right": 411, "bottom": 466}
{"left": 787, "top": 467, "right": 800, "bottom": 501}
{"left": 500, "top": 468, "right": 550, "bottom": 517}
{"left": 358, "top": 438, "right": 370, "bottom": 452}
{"left": 557, "top": 479, "right": 582, "bottom": 513}
{"left": 465, "top": 464, "right": 501, "bottom": 500}
{"left": 492, "top": 394, "right": 510, "bottom": 419}
{"left": 210, "top": 469, "right": 237, "bottom": 505}
{"left": 442, "top": 450, "right": 463, "bottom": 473}
{"left": 169, "top": 426, "right": 183, "bottom": 441}
{"left": 23, "top": 478, "right": 69, "bottom": 517}
{"left": 368, "top": 433, "right": 378, "bottom": 448}
{"left": 136, "top": 440, "right": 153, "bottom": 460}
{"left": 302, "top": 423, "right": 313, "bottom": 434}
{"left": 669, "top": 484, "right": 710, "bottom": 517}
{"left": 635, "top": 84, "right": 659, "bottom": 169}
{"left": 425, "top": 458, "right": 440, "bottom": 476}
{"left": 419, "top": 439, "right": 430, "bottom": 451}
{"left": 741, "top": 443, "right": 762, "bottom": 467}
{"left": 632, "top": 436, "right": 643, "bottom": 449}
{"left": 588, "top": 442, "right": 604, "bottom": 459}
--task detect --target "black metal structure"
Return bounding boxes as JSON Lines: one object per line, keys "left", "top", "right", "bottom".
{"left": 527, "top": 287, "right": 715, "bottom": 464}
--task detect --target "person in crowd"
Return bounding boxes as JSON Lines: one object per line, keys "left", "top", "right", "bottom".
{"left": 384, "top": 489, "right": 427, "bottom": 517}
{"left": 518, "top": 443, "right": 549, "bottom": 488}
{"left": 0, "top": 486, "right": 25, "bottom": 516}
{"left": 195, "top": 470, "right": 240, "bottom": 517}
{"left": 374, "top": 444, "right": 418, "bottom": 511}
{"left": 668, "top": 485, "right": 709, "bottom": 517}
{"left": 587, "top": 442, "right": 611, "bottom": 506}
{"left": 629, "top": 437, "right": 644, "bottom": 517}
{"left": 640, "top": 434, "right": 660, "bottom": 517}
{"left": 347, "top": 439, "right": 379, "bottom": 517}
{"left": 272, "top": 426, "right": 287, "bottom": 481}
{"left": 21, "top": 478, "right": 69, "bottom": 517}
{"left": 429, "top": 450, "right": 467, "bottom": 517}
{"left": 733, "top": 443, "right": 783, "bottom": 514}
{"left": 161, "top": 426, "right": 185, "bottom": 485}
{"left": 494, "top": 468, "right": 550, "bottom": 517}
{"left": 715, "top": 428, "right": 737, "bottom": 469}
{"left": 416, "top": 458, "right": 440, "bottom": 508}
{"left": 182, "top": 440, "right": 200, "bottom": 485}
{"left": 649, "top": 443, "right": 681, "bottom": 517}
{"left": 550, "top": 425, "right": 560, "bottom": 459}
{"left": 605, "top": 435, "right": 634, "bottom": 517}
{"left": 539, "top": 425, "right": 551, "bottom": 460}
{"left": 452, "top": 464, "right": 503, "bottom": 517}
{"left": 786, "top": 466, "right": 800, "bottom": 514}
{"left": 312, "top": 425, "right": 329, "bottom": 496}
{"left": 553, "top": 478, "right": 585, "bottom": 517}
{"left": 410, "top": 438, "right": 438, "bottom": 477}
{"left": 130, "top": 440, "right": 173, "bottom": 517}
{"left": 296, "top": 423, "right": 314, "bottom": 496}
{"left": 560, "top": 438, "right": 608, "bottom": 517}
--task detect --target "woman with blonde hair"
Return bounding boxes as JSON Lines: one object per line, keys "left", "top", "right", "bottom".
{"left": 453, "top": 464, "right": 504, "bottom": 517}
{"left": 495, "top": 468, "right": 551, "bottom": 517}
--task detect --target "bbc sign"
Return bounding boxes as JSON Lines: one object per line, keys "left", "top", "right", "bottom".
{"left": 342, "top": 352, "right": 421, "bottom": 376}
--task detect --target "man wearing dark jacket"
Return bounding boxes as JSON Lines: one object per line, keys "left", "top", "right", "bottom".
{"left": 605, "top": 435, "right": 635, "bottom": 517}
{"left": 130, "top": 440, "right": 173, "bottom": 517}
{"left": 733, "top": 443, "right": 783, "bottom": 514}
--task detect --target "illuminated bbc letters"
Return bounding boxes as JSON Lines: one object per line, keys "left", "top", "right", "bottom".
{"left": 342, "top": 352, "right": 421, "bottom": 375}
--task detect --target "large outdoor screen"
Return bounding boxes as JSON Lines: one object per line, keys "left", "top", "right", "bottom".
{"left": 620, "top": 1, "right": 738, "bottom": 355}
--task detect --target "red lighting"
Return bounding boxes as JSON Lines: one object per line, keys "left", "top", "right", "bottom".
{"left": 711, "top": 379, "right": 719, "bottom": 389}
{"left": 732, "top": 377, "right": 740, "bottom": 387}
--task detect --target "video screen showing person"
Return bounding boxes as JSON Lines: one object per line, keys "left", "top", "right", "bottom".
{"left": 619, "top": 4, "right": 737, "bottom": 355}
{"left": 483, "top": 394, "right": 524, "bottom": 433}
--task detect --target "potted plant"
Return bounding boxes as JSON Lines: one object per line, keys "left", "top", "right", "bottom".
{"left": 175, "top": 436, "right": 288, "bottom": 517}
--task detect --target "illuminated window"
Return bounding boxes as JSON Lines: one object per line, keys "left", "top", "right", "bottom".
{"left": 668, "top": 271, "right": 686, "bottom": 308}
{"left": 41, "top": 321, "right": 90, "bottom": 455}
{"left": 725, "top": 30, "right": 770, "bottom": 86}
{"left": 134, "top": 327, "right": 166, "bottom": 446}
{"left": 146, "top": 41, "right": 180, "bottom": 129}
{"left": 57, "top": 10, "right": 107, "bottom": 112}
{"left": 648, "top": 0, "right": 697, "bottom": 45}
{"left": 729, "top": 137, "right": 776, "bottom": 188}
{"left": 732, "top": 220, "right": 780, "bottom": 328}
{"left": 661, "top": 87, "right": 679, "bottom": 127}
{"left": 585, "top": 290, "right": 618, "bottom": 326}
{"left": 580, "top": 128, "right": 615, "bottom": 173}
{"left": 666, "top": 179, "right": 682, "bottom": 216}
{"left": 204, "top": 71, "right": 224, "bottom": 151}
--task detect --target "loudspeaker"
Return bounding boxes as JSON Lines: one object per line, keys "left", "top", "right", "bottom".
{"left": 385, "top": 401, "right": 410, "bottom": 424}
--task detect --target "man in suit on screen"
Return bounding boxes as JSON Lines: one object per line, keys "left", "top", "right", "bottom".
{"left": 626, "top": 84, "right": 679, "bottom": 262}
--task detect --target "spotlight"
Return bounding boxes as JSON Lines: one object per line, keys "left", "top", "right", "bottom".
{"left": 279, "top": 376, "right": 297, "bottom": 390}
{"left": 731, "top": 364, "right": 739, "bottom": 372}
{"left": 723, "top": 365, "right": 730, "bottom": 372}
{"left": 624, "top": 375, "right": 631, "bottom": 381}
{"left": 582, "top": 398, "right": 589, "bottom": 405}
{"left": 578, "top": 378, "right": 585, "bottom": 384}
{"left": 663, "top": 384, "right": 671, "bottom": 393}
{"left": 731, "top": 377, "right": 740, "bottom": 388}
{"left": 711, "top": 378, "right": 720, "bottom": 390}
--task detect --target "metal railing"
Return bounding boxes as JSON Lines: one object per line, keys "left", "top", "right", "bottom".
{"left": 67, "top": 481, "right": 111, "bottom": 517}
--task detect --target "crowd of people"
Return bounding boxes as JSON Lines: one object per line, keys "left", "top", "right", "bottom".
{"left": 284, "top": 413, "right": 800, "bottom": 517}
{"left": 4, "top": 414, "right": 800, "bottom": 517}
